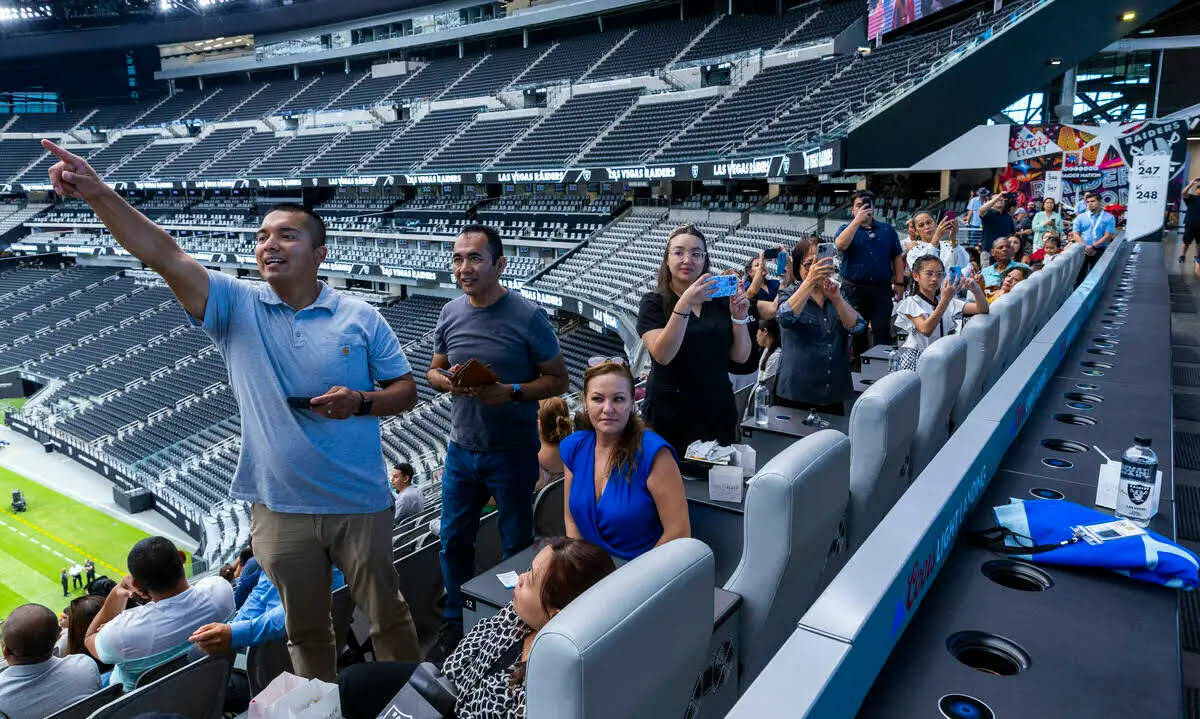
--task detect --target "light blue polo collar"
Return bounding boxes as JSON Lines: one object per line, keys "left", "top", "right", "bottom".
{"left": 256, "top": 281, "right": 339, "bottom": 313}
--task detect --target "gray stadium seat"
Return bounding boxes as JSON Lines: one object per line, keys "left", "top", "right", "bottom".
{"left": 526, "top": 538, "right": 714, "bottom": 719}
{"left": 87, "top": 656, "right": 230, "bottom": 719}
{"left": 986, "top": 295, "right": 1020, "bottom": 389}
{"left": 134, "top": 653, "right": 188, "bottom": 688}
{"left": 246, "top": 639, "right": 293, "bottom": 695}
{"left": 46, "top": 684, "right": 123, "bottom": 719}
{"left": 912, "top": 335, "right": 967, "bottom": 477}
{"left": 394, "top": 542, "right": 445, "bottom": 646}
{"left": 533, "top": 478, "right": 565, "bottom": 538}
{"left": 1009, "top": 279, "right": 1039, "bottom": 347}
{"left": 845, "top": 370, "right": 920, "bottom": 553}
{"left": 723, "top": 429, "right": 850, "bottom": 689}
{"left": 952, "top": 312, "right": 998, "bottom": 429}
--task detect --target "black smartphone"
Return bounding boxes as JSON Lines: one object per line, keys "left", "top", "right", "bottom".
{"left": 287, "top": 396, "right": 314, "bottom": 410}
{"left": 763, "top": 247, "right": 780, "bottom": 260}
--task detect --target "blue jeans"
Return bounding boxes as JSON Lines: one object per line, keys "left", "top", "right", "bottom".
{"left": 439, "top": 441, "right": 538, "bottom": 627}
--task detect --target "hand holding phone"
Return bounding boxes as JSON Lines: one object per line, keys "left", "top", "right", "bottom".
{"left": 816, "top": 243, "right": 838, "bottom": 263}
{"left": 707, "top": 273, "right": 740, "bottom": 299}
{"left": 287, "top": 396, "right": 315, "bottom": 410}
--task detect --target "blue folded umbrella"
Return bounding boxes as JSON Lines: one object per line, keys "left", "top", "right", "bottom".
{"left": 986, "top": 498, "right": 1199, "bottom": 590}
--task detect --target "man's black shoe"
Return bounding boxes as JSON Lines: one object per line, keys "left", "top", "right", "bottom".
{"left": 424, "top": 623, "right": 464, "bottom": 668}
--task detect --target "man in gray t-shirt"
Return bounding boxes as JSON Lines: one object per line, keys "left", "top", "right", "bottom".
{"left": 425, "top": 224, "right": 567, "bottom": 664}
{"left": 0, "top": 604, "right": 101, "bottom": 719}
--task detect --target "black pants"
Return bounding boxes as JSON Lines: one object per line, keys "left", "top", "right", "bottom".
{"left": 338, "top": 661, "right": 420, "bottom": 719}
{"left": 844, "top": 282, "right": 894, "bottom": 357}
{"left": 72, "top": 574, "right": 82, "bottom": 588}
{"left": 62, "top": 577, "right": 69, "bottom": 596}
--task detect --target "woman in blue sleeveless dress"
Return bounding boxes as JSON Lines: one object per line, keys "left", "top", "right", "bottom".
{"left": 560, "top": 359, "right": 690, "bottom": 560}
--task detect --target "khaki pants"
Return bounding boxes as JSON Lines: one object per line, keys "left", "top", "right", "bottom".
{"left": 251, "top": 503, "right": 421, "bottom": 681}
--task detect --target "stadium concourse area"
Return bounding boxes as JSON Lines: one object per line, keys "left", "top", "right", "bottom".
{"left": 0, "top": 0, "right": 1190, "bottom": 715}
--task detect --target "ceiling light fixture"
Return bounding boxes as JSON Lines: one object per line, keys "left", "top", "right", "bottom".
{"left": 1121, "top": 10, "right": 1136, "bottom": 21}
{"left": 1048, "top": 57, "right": 1063, "bottom": 66}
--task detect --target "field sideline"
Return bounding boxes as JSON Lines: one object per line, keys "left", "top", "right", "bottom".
{"left": 0, "top": 463, "right": 189, "bottom": 618}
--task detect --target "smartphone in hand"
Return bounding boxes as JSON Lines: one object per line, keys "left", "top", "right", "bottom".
{"left": 287, "top": 396, "right": 315, "bottom": 410}
{"left": 708, "top": 274, "right": 740, "bottom": 299}
{"left": 816, "top": 243, "right": 838, "bottom": 263}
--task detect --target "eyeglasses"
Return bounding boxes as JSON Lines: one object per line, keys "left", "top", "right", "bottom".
{"left": 669, "top": 250, "right": 706, "bottom": 261}
{"left": 588, "top": 356, "right": 627, "bottom": 367}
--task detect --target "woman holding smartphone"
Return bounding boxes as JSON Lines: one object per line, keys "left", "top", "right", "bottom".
{"left": 774, "top": 236, "right": 865, "bottom": 415}
{"left": 637, "top": 224, "right": 751, "bottom": 457}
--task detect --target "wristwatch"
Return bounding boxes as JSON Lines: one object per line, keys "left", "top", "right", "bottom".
{"left": 353, "top": 391, "right": 373, "bottom": 416}
{"left": 510, "top": 383, "right": 524, "bottom": 402}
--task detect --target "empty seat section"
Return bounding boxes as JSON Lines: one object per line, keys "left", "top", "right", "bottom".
{"left": 4, "top": 112, "right": 89, "bottom": 133}
{"left": 585, "top": 17, "right": 708, "bottom": 80}
{"left": 277, "top": 72, "right": 363, "bottom": 114}
{"left": 155, "top": 128, "right": 248, "bottom": 180}
{"left": 328, "top": 73, "right": 410, "bottom": 111}
{"left": 300, "top": 124, "right": 403, "bottom": 177}
{"left": 677, "top": 13, "right": 803, "bottom": 64}
{"left": 181, "top": 84, "right": 263, "bottom": 123}
{"left": 494, "top": 88, "right": 641, "bottom": 169}
{"left": 0, "top": 139, "right": 50, "bottom": 182}
{"left": 109, "top": 142, "right": 185, "bottom": 181}
{"left": 655, "top": 58, "right": 833, "bottom": 162}
{"left": 440, "top": 46, "right": 547, "bottom": 100}
{"left": 197, "top": 133, "right": 282, "bottom": 178}
{"left": 424, "top": 115, "right": 535, "bottom": 171}
{"left": 250, "top": 134, "right": 338, "bottom": 177}
{"left": 359, "top": 107, "right": 481, "bottom": 174}
{"left": 514, "top": 32, "right": 621, "bottom": 87}
{"left": 576, "top": 96, "right": 709, "bottom": 165}
{"left": 390, "top": 58, "right": 478, "bottom": 103}
{"left": 134, "top": 91, "right": 211, "bottom": 127}
{"left": 86, "top": 135, "right": 156, "bottom": 176}
{"left": 224, "top": 78, "right": 310, "bottom": 121}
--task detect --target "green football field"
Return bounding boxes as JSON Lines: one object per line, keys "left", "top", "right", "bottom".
{"left": 0, "top": 397, "right": 25, "bottom": 423}
{"left": 0, "top": 464, "right": 188, "bottom": 618}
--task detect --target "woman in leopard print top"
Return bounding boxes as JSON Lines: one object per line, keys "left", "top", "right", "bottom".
{"left": 339, "top": 537, "right": 615, "bottom": 719}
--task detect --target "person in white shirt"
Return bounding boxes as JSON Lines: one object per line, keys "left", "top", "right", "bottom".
{"left": 86, "top": 536, "right": 234, "bottom": 690}
{"left": 0, "top": 603, "right": 101, "bottom": 719}
{"left": 904, "top": 211, "right": 957, "bottom": 269}
{"left": 69, "top": 563, "right": 84, "bottom": 590}
{"left": 893, "top": 255, "right": 988, "bottom": 364}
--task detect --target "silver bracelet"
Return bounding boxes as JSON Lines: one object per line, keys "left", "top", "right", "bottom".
{"left": 731, "top": 315, "right": 752, "bottom": 325}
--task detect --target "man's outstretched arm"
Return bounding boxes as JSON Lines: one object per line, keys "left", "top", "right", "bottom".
{"left": 42, "top": 139, "right": 210, "bottom": 320}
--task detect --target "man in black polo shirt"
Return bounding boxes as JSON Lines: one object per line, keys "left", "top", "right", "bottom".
{"left": 834, "top": 190, "right": 905, "bottom": 357}
{"left": 978, "top": 192, "right": 1017, "bottom": 255}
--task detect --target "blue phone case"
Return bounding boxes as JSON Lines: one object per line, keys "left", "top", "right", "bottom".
{"left": 776, "top": 254, "right": 788, "bottom": 276}
{"left": 708, "top": 274, "right": 739, "bottom": 298}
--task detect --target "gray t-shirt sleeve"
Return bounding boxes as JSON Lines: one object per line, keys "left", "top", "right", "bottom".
{"left": 526, "top": 306, "right": 561, "bottom": 364}
{"left": 432, "top": 302, "right": 449, "bottom": 356}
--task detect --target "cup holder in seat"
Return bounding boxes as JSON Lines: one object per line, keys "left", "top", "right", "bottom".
{"left": 946, "top": 631, "right": 1031, "bottom": 676}
{"left": 1080, "top": 361, "right": 1112, "bottom": 369}
{"left": 1064, "top": 392, "right": 1103, "bottom": 404}
{"left": 1041, "top": 438, "right": 1089, "bottom": 453}
{"left": 938, "top": 694, "right": 996, "bottom": 719}
{"left": 1042, "top": 457, "right": 1074, "bottom": 469}
{"left": 1087, "top": 348, "right": 1117, "bottom": 356}
{"left": 981, "top": 559, "right": 1054, "bottom": 591}
{"left": 1054, "top": 413, "right": 1096, "bottom": 426}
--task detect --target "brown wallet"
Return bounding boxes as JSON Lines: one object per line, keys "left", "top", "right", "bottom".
{"left": 449, "top": 358, "right": 501, "bottom": 388}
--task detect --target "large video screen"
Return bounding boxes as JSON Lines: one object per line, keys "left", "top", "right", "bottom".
{"left": 867, "top": 0, "right": 969, "bottom": 40}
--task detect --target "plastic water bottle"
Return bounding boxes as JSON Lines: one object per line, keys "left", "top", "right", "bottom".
{"left": 1115, "top": 435, "right": 1159, "bottom": 527}
{"left": 888, "top": 347, "right": 902, "bottom": 373}
{"left": 753, "top": 383, "right": 770, "bottom": 426}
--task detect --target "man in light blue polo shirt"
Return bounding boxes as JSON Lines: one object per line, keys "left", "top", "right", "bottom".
{"left": 41, "top": 139, "right": 422, "bottom": 681}
{"left": 1072, "top": 191, "right": 1117, "bottom": 272}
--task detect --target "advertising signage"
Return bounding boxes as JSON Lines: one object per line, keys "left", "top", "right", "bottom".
{"left": 5, "top": 141, "right": 844, "bottom": 193}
